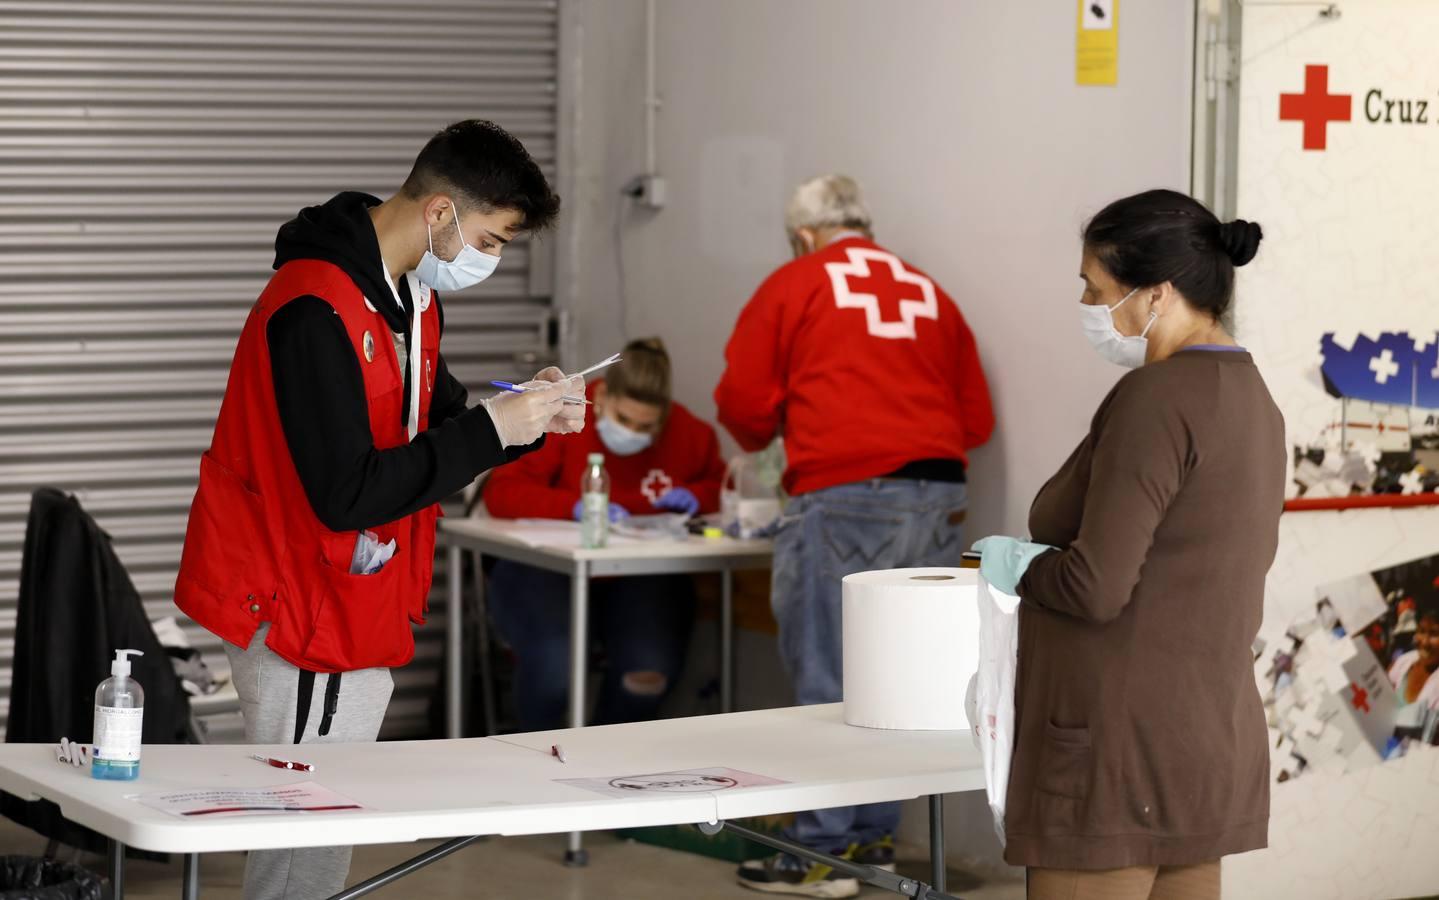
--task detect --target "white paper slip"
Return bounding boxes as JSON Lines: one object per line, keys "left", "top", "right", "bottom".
{"left": 557, "top": 767, "right": 786, "bottom": 799}
{"left": 132, "top": 782, "right": 364, "bottom": 819}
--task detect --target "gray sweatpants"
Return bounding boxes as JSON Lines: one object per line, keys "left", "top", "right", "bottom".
{"left": 224, "top": 624, "right": 394, "bottom": 900}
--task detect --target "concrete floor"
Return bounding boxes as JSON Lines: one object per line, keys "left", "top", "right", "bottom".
{"left": 0, "top": 818, "right": 1025, "bottom": 899}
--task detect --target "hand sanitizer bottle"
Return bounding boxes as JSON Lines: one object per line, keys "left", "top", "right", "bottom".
{"left": 92, "top": 649, "right": 144, "bottom": 781}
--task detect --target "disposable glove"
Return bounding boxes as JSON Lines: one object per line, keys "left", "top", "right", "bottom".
{"left": 481, "top": 377, "right": 565, "bottom": 448}
{"left": 654, "top": 487, "right": 701, "bottom": 517}
{"left": 971, "top": 536, "right": 1056, "bottom": 596}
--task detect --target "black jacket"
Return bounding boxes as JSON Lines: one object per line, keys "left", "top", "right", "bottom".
{"left": 266, "top": 191, "right": 538, "bottom": 533}
{"left": 2, "top": 489, "right": 192, "bottom": 853}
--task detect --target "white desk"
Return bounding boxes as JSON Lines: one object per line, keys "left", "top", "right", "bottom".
{"left": 437, "top": 517, "right": 773, "bottom": 737}
{"left": 0, "top": 705, "right": 983, "bottom": 900}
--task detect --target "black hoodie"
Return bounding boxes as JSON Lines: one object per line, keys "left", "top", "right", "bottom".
{"left": 266, "top": 192, "right": 533, "bottom": 533}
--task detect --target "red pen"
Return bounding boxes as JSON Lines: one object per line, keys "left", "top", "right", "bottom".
{"left": 550, "top": 744, "right": 568, "bottom": 764}
{"left": 252, "top": 754, "right": 316, "bottom": 773}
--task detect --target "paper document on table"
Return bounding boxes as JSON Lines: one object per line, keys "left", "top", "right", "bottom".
{"left": 557, "top": 767, "right": 786, "bottom": 799}
{"left": 506, "top": 519, "right": 639, "bottom": 548}
{"left": 132, "top": 782, "right": 364, "bottom": 819}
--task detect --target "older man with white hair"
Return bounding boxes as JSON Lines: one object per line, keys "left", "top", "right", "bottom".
{"left": 716, "top": 174, "right": 994, "bottom": 897}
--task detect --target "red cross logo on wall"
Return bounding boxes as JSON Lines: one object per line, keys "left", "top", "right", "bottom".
{"left": 1348, "top": 683, "right": 1371, "bottom": 714}
{"left": 641, "top": 469, "right": 674, "bottom": 505}
{"left": 1280, "top": 64, "right": 1351, "bottom": 151}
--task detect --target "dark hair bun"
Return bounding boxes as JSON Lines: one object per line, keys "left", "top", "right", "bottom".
{"left": 1218, "top": 219, "right": 1263, "bottom": 267}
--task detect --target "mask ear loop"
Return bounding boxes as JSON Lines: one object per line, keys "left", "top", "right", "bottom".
{"left": 1140, "top": 310, "right": 1160, "bottom": 339}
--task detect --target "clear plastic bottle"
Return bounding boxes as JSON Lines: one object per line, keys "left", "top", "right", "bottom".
{"left": 580, "top": 452, "right": 610, "bottom": 549}
{"left": 92, "top": 649, "right": 144, "bottom": 781}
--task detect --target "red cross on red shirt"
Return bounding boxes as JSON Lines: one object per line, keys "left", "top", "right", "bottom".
{"left": 1280, "top": 65, "right": 1351, "bottom": 151}
{"left": 842, "top": 264, "right": 927, "bottom": 325}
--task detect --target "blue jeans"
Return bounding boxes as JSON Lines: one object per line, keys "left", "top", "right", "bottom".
{"left": 487, "top": 562, "right": 695, "bottom": 732}
{"left": 773, "top": 478, "right": 969, "bottom": 853}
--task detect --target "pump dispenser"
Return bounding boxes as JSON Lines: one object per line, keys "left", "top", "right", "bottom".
{"left": 92, "top": 649, "right": 144, "bottom": 781}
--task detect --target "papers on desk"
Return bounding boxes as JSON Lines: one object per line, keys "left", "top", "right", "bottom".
{"left": 558, "top": 767, "right": 786, "bottom": 799}
{"left": 133, "top": 782, "right": 364, "bottom": 819}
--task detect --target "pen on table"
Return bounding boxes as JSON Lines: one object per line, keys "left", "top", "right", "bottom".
{"left": 551, "top": 744, "right": 568, "bottom": 764}
{"left": 489, "top": 381, "right": 591, "bottom": 405}
{"left": 252, "top": 754, "right": 317, "bottom": 773}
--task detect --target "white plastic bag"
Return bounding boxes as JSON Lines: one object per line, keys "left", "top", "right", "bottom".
{"left": 968, "top": 575, "right": 1020, "bottom": 844}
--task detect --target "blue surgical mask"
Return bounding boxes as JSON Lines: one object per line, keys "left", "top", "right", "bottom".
{"left": 596, "top": 415, "right": 653, "bottom": 456}
{"left": 416, "top": 211, "right": 499, "bottom": 292}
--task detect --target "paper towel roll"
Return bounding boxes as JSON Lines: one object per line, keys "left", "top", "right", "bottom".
{"left": 842, "top": 567, "right": 980, "bottom": 730}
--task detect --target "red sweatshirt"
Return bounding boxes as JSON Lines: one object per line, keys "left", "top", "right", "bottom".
{"left": 715, "top": 236, "right": 994, "bottom": 496}
{"left": 484, "top": 384, "right": 727, "bottom": 519}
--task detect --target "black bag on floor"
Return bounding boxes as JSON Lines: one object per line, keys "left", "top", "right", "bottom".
{"left": 0, "top": 855, "right": 103, "bottom": 900}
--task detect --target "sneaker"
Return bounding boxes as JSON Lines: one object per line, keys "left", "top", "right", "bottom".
{"left": 852, "top": 835, "right": 897, "bottom": 872}
{"left": 736, "top": 851, "right": 861, "bottom": 898}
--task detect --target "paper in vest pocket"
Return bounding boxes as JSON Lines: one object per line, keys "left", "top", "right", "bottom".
{"left": 971, "top": 575, "right": 1020, "bottom": 844}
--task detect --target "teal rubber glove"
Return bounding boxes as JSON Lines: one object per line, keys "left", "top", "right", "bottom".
{"left": 971, "top": 536, "right": 1056, "bottom": 596}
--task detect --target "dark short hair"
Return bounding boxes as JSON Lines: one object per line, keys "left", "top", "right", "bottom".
{"left": 1083, "top": 189, "right": 1262, "bottom": 319}
{"left": 401, "top": 120, "right": 560, "bottom": 231}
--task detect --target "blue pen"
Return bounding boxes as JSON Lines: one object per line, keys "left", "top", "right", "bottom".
{"left": 490, "top": 380, "right": 590, "bottom": 405}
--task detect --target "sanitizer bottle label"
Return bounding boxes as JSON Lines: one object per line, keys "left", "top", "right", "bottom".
{"left": 94, "top": 706, "right": 143, "bottom": 762}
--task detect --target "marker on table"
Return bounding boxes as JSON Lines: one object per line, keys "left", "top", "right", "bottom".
{"left": 551, "top": 744, "right": 568, "bottom": 764}
{"left": 252, "top": 754, "right": 316, "bottom": 773}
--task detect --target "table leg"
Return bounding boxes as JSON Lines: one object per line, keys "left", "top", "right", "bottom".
{"left": 447, "top": 544, "right": 464, "bottom": 739}
{"left": 566, "top": 560, "right": 590, "bottom": 867}
{"left": 182, "top": 853, "right": 200, "bottom": 900}
{"left": 720, "top": 569, "right": 735, "bottom": 713}
{"left": 929, "top": 794, "right": 946, "bottom": 893}
{"left": 471, "top": 549, "right": 499, "bottom": 736}
{"left": 108, "top": 839, "right": 125, "bottom": 899}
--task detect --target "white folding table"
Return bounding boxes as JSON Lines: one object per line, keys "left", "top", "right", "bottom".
{"left": 0, "top": 705, "right": 983, "bottom": 900}
{"left": 437, "top": 517, "right": 773, "bottom": 737}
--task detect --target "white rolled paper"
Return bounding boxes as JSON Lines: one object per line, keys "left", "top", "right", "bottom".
{"left": 842, "top": 567, "right": 980, "bottom": 730}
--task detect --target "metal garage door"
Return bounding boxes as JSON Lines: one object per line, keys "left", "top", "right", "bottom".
{"left": 0, "top": 0, "right": 561, "bottom": 738}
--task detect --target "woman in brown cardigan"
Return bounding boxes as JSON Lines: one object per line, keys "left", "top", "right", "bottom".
{"left": 973, "top": 189, "right": 1286, "bottom": 900}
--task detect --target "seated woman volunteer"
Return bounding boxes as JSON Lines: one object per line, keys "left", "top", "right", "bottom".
{"left": 483, "top": 338, "right": 727, "bottom": 730}
{"left": 973, "top": 190, "right": 1286, "bottom": 900}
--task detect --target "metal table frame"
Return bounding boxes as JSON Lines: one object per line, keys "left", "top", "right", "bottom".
{"left": 438, "top": 520, "right": 773, "bottom": 863}
{"left": 103, "top": 794, "right": 957, "bottom": 900}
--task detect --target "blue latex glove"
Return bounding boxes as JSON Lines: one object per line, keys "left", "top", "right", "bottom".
{"left": 572, "top": 500, "right": 631, "bottom": 523}
{"left": 971, "top": 536, "right": 1056, "bottom": 596}
{"left": 654, "top": 487, "right": 701, "bottom": 517}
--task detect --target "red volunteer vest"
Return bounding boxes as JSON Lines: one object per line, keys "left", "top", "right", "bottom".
{"left": 175, "top": 259, "right": 441, "bottom": 673}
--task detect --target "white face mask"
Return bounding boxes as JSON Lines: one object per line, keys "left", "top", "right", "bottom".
{"left": 596, "top": 415, "right": 653, "bottom": 456}
{"left": 415, "top": 211, "right": 499, "bottom": 291}
{"left": 1079, "top": 287, "right": 1158, "bottom": 369}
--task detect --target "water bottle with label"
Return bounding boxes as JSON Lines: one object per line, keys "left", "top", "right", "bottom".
{"left": 580, "top": 452, "right": 610, "bottom": 549}
{"left": 93, "top": 649, "right": 145, "bottom": 781}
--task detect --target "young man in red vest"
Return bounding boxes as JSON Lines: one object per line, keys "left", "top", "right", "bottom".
{"left": 717, "top": 175, "right": 994, "bottom": 898}
{"left": 176, "top": 121, "right": 574, "bottom": 900}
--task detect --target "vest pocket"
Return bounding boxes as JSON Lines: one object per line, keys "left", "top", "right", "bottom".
{"left": 302, "top": 547, "right": 414, "bottom": 670}
{"left": 179, "top": 452, "right": 276, "bottom": 603}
